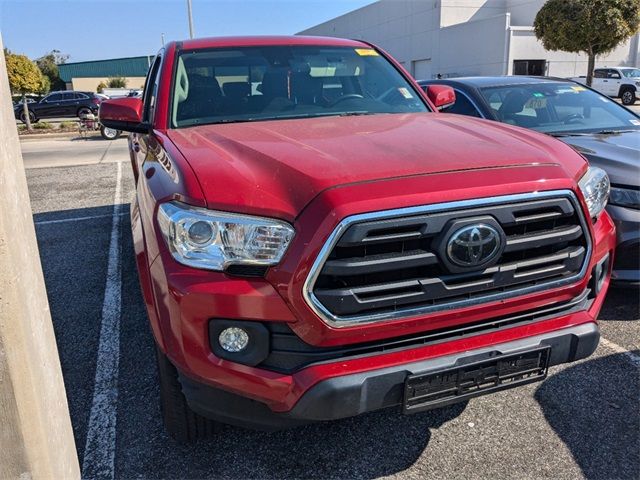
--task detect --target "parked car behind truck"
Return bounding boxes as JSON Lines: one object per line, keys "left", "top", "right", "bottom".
{"left": 14, "top": 90, "right": 102, "bottom": 123}
{"left": 100, "top": 36, "right": 615, "bottom": 442}
{"left": 572, "top": 67, "right": 640, "bottom": 105}
{"left": 418, "top": 76, "right": 639, "bottom": 285}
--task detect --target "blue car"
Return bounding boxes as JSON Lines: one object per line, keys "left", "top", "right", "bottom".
{"left": 418, "top": 76, "right": 640, "bottom": 286}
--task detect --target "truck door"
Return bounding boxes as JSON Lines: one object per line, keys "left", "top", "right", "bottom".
{"left": 606, "top": 69, "right": 623, "bottom": 97}
{"left": 591, "top": 69, "right": 609, "bottom": 94}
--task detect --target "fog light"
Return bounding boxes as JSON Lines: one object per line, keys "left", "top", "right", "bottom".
{"left": 218, "top": 327, "right": 249, "bottom": 352}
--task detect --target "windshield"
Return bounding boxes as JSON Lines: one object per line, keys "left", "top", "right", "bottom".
{"left": 621, "top": 68, "right": 640, "bottom": 78}
{"left": 480, "top": 82, "right": 640, "bottom": 135}
{"left": 171, "top": 46, "right": 428, "bottom": 127}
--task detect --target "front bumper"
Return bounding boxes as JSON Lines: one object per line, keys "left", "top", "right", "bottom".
{"left": 607, "top": 204, "right": 639, "bottom": 285}
{"left": 140, "top": 180, "right": 616, "bottom": 427}
{"left": 179, "top": 322, "right": 599, "bottom": 430}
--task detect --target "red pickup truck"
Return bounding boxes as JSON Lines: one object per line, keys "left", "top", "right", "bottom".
{"left": 100, "top": 36, "right": 615, "bottom": 442}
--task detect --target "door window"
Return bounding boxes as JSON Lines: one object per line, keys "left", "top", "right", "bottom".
{"left": 442, "top": 90, "right": 483, "bottom": 117}
{"left": 62, "top": 93, "right": 75, "bottom": 100}
{"left": 45, "top": 93, "right": 62, "bottom": 102}
{"left": 593, "top": 70, "right": 606, "bottom": 79}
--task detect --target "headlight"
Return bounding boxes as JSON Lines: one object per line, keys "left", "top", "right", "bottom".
{"left": 578, "top": 166, "right": 610, "bottom": 219}
{"left": 157, "top": 201, "right": 295, "bottom": 271}
{"left": 609, "top": 186, "right": 640, "bottom": 209}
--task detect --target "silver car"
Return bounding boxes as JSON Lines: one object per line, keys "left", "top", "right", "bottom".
{"left": 418, "top": 76, "right": 640, "bottom": 285}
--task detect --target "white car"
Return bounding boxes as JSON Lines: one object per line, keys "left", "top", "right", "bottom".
{"left": 572, "top": 67, "right": 639, "bottom": 105}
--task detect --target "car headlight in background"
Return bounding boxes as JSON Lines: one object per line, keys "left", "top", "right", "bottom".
{"left": 157, "top": 201, "right": 295, "bottom": 271}
{"left": 578, "top": 166, "right": 610, "bottom": 219}
{"left": 609, "top": 186, "right": 640, "bottom": 209}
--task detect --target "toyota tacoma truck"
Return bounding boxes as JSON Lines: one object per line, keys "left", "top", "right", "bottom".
{"left": 100, "top": 36, "right": 616, "bottom": 442}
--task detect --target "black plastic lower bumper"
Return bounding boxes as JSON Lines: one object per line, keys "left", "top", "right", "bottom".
{"left": 179, "top": 323, "right": 599, "bottom": 430}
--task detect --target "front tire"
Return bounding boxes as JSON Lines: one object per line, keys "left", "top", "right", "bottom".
{"left": 155, "top": 344, "right": 220, "bottom": 443}
{"left": 20, "top": 110, "right": 37, "bottom": 124}
{"left": 620, "top": 88, "right": 636, "bottom": 106}
{"left": 100, "top": 125, "right": 121, "bottom": 140}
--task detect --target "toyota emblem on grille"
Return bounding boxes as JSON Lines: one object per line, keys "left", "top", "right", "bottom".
{"left": 446, "top": 224, "right": 502, "bottom": 267}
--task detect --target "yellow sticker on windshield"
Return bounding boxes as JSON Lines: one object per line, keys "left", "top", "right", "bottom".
{"left": 571, "top": 86, "right": 587, "bottom": 91}
{"left": 355, "top": 48, "right": 379, "bottom": 56}
{"left": 525, "top": 97, "right": 547, "bottom": 109}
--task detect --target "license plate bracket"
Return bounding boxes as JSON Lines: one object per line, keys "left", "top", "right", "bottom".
{"left": 403, "top": 345, "right": 551, "bottom": 414}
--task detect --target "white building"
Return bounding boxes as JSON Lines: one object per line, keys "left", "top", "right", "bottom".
{"left": 299, "top": 0, "right": 640, "bottom": 80}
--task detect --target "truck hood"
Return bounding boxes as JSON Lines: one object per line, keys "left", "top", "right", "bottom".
{"left": 168, "top": 112, "right": 584, "bottom": 221}
{"left": 559, "top": 130, "right": 640, "bottom": 187}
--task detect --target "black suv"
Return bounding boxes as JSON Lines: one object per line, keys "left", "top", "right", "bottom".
{"left": 14, "top": 90, "right": 102, "bottom": 123}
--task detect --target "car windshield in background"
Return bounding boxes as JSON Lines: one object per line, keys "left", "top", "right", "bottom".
{"left": 621, "top": 68, "right": 640, "bottom": 78}
{"left": 171, "top": 46, "right": 428, "bottom": 127}
{"left": 480, "top": 83, "right": 640, "bottom": 135}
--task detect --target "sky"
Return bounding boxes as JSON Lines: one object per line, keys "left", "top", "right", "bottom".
{"left": 0, "top": 0, "right": 373, "bottom": 62}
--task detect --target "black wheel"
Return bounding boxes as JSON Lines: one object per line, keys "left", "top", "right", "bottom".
{"left": 621, "top": 88, "right": 636, "bottom": 106}
{"left": 100, "top": 125, "right": 121, "bottom": 140}
{"left": 155, "top": 344, "right": 220, "bottom": 442}
{"left": 77, "top": 106, "right": 92, "bottom": 117}
{"left": 20, "top": 110, "right": 36, "bottom": 124}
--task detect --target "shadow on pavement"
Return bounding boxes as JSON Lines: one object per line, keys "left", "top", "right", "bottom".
{"left": 116, "top": 215, "right": 467, "bottom": 479}
{"left": 599, "top": 286, "right": 640, "bottom": 321}
{"left": 535, "top": 353, "right": 639, "bottom": 480}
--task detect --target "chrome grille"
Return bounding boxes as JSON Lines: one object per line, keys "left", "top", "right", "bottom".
{"left": 304, "top": 191, "right": 591, "bottom": 327}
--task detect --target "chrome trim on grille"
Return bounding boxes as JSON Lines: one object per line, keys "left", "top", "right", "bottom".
{"left": 303, "top": 190, "right": 592, "bottom": 327}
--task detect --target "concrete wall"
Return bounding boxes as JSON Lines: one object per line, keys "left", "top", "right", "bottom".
{"left": 505, "top": 0, "right": 544, "bottom": 26}
{"left": 71, "top": 76, "right": 147, "bottom": 93}
{"left": 300, "top": 0, "right": 441, "bottom": 75}
{"left": 299, "top": 0, "right": 640, "bottom": 79}
{"left": 436, "top": 13, "right": 510, "bottom": 78}
{"left": 439, "top": 0, "right": 505, "bottom": 27}
{"left": 508, "top": 28, "right": 640, "bottom": 77}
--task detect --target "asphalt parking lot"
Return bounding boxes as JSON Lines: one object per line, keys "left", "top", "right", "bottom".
{"left": 22, "top": 136, "right": 639, "bottom": 480}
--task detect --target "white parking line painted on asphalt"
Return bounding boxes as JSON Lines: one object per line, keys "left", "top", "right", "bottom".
{"left": 82, "top": 161, "right": 123, "bottom": 480}
{"left": 600, "top": 338, "right": 640, "bottom": 367}
{"left": 34, "top": 211, "right": 129, "bottom": 225}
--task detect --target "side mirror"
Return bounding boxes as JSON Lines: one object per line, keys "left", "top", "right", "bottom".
{"left": 425, "top": 85, "right": 456, "bottom": 110}
{"left": 99, "top": 97, "right": 148, "bottom": 133}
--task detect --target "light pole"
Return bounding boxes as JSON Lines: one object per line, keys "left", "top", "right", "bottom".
{"left": 187, "top": 0, "right": 194, "bottom": 39}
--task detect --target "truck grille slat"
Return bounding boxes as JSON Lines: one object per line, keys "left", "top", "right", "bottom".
{"left": 305, "top": 191, "right": 590, "bottom": 326}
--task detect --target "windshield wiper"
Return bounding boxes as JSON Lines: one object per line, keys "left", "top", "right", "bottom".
{"left": 549, "top": 129, "right": 638, "bottom": 137}
{"left": 593, "top": 129, "right": 638, "bottom": 135}
{"left": 549, "top": 132, "right": 592, "bottom": 137}
{"left": 337, "top": 111, "right": 378, "bottom": 117}
{"left": 179, "top": 111, "right": 387, "bottom": 127}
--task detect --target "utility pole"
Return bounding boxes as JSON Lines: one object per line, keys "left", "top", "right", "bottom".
{"left": 187, "top": 0, "right": 194, "bottom": 39}
{"left": 0, "top": 36, "right": 80, "bottom": 479}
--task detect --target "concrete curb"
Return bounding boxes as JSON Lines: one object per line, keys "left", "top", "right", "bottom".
{"left": 19, "top": 131, "right": 101, "bottom": 141}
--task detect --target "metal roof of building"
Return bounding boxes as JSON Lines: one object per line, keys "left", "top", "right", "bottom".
{"left": 58, "top": 56, "right": 153, "bottom": 81}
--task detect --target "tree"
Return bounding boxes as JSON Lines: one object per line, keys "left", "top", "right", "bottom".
{"left": 6, "top": 51, "right": 44, "bottom": 131}
{"left": 36, "top": 50, "right": 69, "bottom": 91}
{"left": 107, "top": 76, "right": 127, "bottom": 88}
{"left": 534, "top": 0, "right": 640, "bottom": 86}
{"left": 96, "top": 81, "right": 107, "bottom": 93}
{"left": 37, "top": 75, "right": 50, "bottom": 95}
